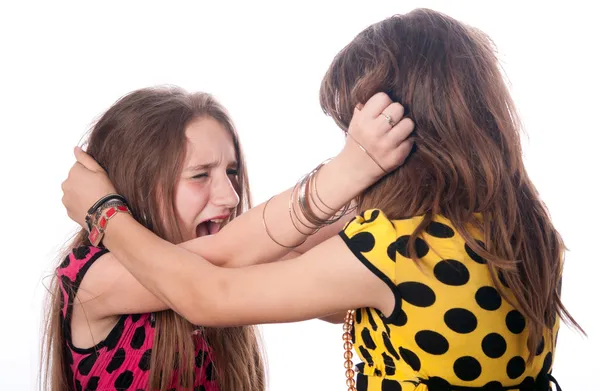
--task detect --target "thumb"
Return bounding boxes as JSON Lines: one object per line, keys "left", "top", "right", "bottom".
{"left": 74, "top": 147, "right": 105, "bottom": 173}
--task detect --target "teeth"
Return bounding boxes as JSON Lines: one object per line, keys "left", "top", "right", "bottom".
{"left": 209, "top": 219, "right": 224, "bottom": 224}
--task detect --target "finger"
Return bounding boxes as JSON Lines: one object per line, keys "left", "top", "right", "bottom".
{"left": 394, "top": 138, "right": 415, "bottom": 165}
{"left": 361, "top": 92, "right": 393, "bottom": 119}
{"left": 387, "top": 117, "right": 415, "bottom": 146}
{"left": 74, "top": 147, "right": 105, "bottom": 173}
{"left": 381, "top": 102, "right": 405, "bottom": 128}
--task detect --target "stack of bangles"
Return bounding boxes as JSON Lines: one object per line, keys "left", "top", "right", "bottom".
{"left": 85, "top": 194, "right": 132, "bottom": 247}
{"left": 262, "top": 159, "right": 356, "bottom": 248}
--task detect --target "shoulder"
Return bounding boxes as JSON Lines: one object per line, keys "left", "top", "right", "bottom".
{"left": 57, "top": 245, "right": 109, "bottom": 287}
{"left": 340, "top": 209, "right": 425, "bottom": 242}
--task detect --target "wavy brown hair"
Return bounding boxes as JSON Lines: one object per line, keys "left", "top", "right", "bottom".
{"left": 320, "top": 8, "right": 583, "bottom": 360}
{"left": 41, "top": 86, "right": 265, "bottom": 390}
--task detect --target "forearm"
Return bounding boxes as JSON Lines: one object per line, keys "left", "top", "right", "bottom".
{"left": 182, "top": 152, "right": 372, "bottom": 267}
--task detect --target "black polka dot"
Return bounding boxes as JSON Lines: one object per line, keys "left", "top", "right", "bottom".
{"left": 520, "top": 377, "right": 535, "bottom": 390}
{"left": 465, "top": 241, "right": 486, "bottom": 264}
{"left": 206, "top": 361, "right": 215, "bottom": 381}
{"left": 355, "top": 309, "right": 363, "bottom": 324}
{"left": 77, "top": 351, "right": 99, "bottom": 376}
{"left": 130, "top": 314, "right": 141, "bottom": 323}
{"left": 506, "top": 356, "right": 525, "bottom": 379}
{"left": 382, "top": 379, "right": 402, "bottom": 391}
{"left": 393, "top": 236, "right": 430, "bottom": 259}
{"left": 195, "top": 349, "right": 208, "bottom": 368}
{"left": 58, "top": 254, "right": 71, "bottom": 269}
{"left": 387, "top": 242, "right": 397, "bottom": 261}
{"left": 360, "top": 209, "right": 380, "bottom": 224}
{"left": 506, "top": 310, "right": 526, "bottom": 334}
{"left": 454, "top": 356, "right": 481, "bottom": 381}
{"left": 73, "top": 246, "right": 91, "bottom": 260}
{"left": 426, "top": 221, "right": 455, "bottom": 238}
{"left": 427, "top": 377, "right": 451, "bottom": 390}
{"left": 534, "top": 337, "right": 545, "bottom": 356}
{"left": 475, "top": 286, "right": 502, "bottom": 311}
{"left": 399, "top": 347, "right": 421, "bottom": 371}
{"left": 87, "top": 376, "right": 99, "bottom": 391}
{"left": 106, "top": 348, "right": 126, "bottom": 374}
{"left": 366, "top": 308, "right": 378, "bottom": 331}
{"left": 194, "top": 387, "right": 206, "bottom": 391}
{"left": 542, "top": 352, "right": 553, "bottom": 373}
{"left": 498, "top": 271, "right": 510, "bottom": 288}
{"left": 359, "top": 346, "right": 374, "bottom": 366}
{"left": 131, "top": 325, "right": 146, "bottom": 349}
{"left": 415, "top": 330, "right": 449, "bottom": 355}
{"left": 139, "top": 349, "right": 152, "bottom": 371}
{"left": 389, "top": 308, "right": 408, "bottom": 327}
{"left": 444, "top": 308, "right": 478, "bottom": 334}
{"left": 349, "top": 232, "right": 376, "bottom": 253}
{"left": 482, "top": 381, "right": 503, "bottom": 391}
{"left": 114, "top": 370, "right": 134, "bottom": 390}
{"left": 434, "top": 259, "right": 470, "bottom": 286}
{"left": 350, "top": 323, "right": 356, "bottom": 343}
{"left": 75, "top": 380, "right": 82, "bottom": 391}
{"left": 397, "top": 282, "right": 436, "bottom": 307}
{"left": 105, "top": 320, "right": 125, "bottom": 351}
{"left": 482, "top": 333, "right": 507, "bottom": 358}
{"left": 374, "top": 368, "right": 382, "bottom": 377}
{"left": 383, "top": 332, "right": 400, "bottom": 360}
{"left": 361, "top": 328, "right": 377, "bottom": 350}
{"left": 382, "top": 352, "right": 396, "bottom": 376}
{"left": 356, "top": 373, "right": 368, "bottom": 390}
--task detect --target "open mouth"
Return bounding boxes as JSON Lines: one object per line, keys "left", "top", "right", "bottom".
{"left": 195, "top": 219, "right": 226, "bottom": 237}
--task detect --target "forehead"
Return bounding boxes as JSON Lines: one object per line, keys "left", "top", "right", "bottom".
{"left": 184, "top": 116, "right": 236, "bottom": 162}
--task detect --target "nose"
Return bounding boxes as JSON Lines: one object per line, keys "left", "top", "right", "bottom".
{"left": 211, "top": 173, "right": 240, "bottom": 210}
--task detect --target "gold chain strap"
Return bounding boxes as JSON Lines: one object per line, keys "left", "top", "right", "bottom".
{"left": 343, "top": 310, "right": 356, "bottom": 391}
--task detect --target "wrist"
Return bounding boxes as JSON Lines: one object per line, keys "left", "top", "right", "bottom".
{"left": 334, "top": 146, "right": 384, "bottom": 189}
{"left": 88, "top": 200, "right": 131, "bottom": 247}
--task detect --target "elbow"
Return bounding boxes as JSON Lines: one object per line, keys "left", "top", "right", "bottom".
{"left": 183, "top": 274, "right": 232, "bottom": 327}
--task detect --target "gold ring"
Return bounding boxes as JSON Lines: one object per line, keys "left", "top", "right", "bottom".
{"left": 381, "top": 113, "right": 394, "bottom": 127}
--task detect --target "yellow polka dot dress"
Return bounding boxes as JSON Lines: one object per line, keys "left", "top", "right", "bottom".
{"left": 339, "top": 209, "right": 560, "bottom": 391}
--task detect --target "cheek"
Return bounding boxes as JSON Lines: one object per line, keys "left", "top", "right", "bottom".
{"left": 174, "top": 182, "right": 210, "bottom": 222}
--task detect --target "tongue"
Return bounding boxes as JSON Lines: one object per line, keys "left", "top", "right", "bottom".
{"left": 208, "top": 221, "right": 220, "bottom": 235}
{"left": 196, "top": 222, "right": 209, "bottom": 238}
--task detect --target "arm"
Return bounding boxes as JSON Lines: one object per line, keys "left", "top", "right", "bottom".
{"left": 73, "top": 239, "right": 349, "bottom": 323}
{"left": 181, "top": 203, "right": 353, "bottom": 267}
{"left": 103, "top": 227, "right": 395, "bottom": 326}
{"left": 62, "top": 93, "right": 414, "bottom": 270}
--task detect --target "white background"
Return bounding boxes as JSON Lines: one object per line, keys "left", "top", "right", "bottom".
{"left": 1, "top": 1, "right": 598, "bottom": 390}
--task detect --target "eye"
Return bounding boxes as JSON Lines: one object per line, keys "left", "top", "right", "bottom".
{"left": 226, "top": 168, "right": 239, "bottom": 176}
{"left": 192, "top": 172, "right": 208, "bottom": 179}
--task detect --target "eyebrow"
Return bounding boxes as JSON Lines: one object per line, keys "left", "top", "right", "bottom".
{"left": 184, "top": 160, "right": 238, "bottom": 172}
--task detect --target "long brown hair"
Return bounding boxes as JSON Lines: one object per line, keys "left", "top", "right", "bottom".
{"left": 320, "top": 8, "right": 583, "bottom": 360}
{"left": 41, "top": 86, "right": 265, "bottom": 390}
